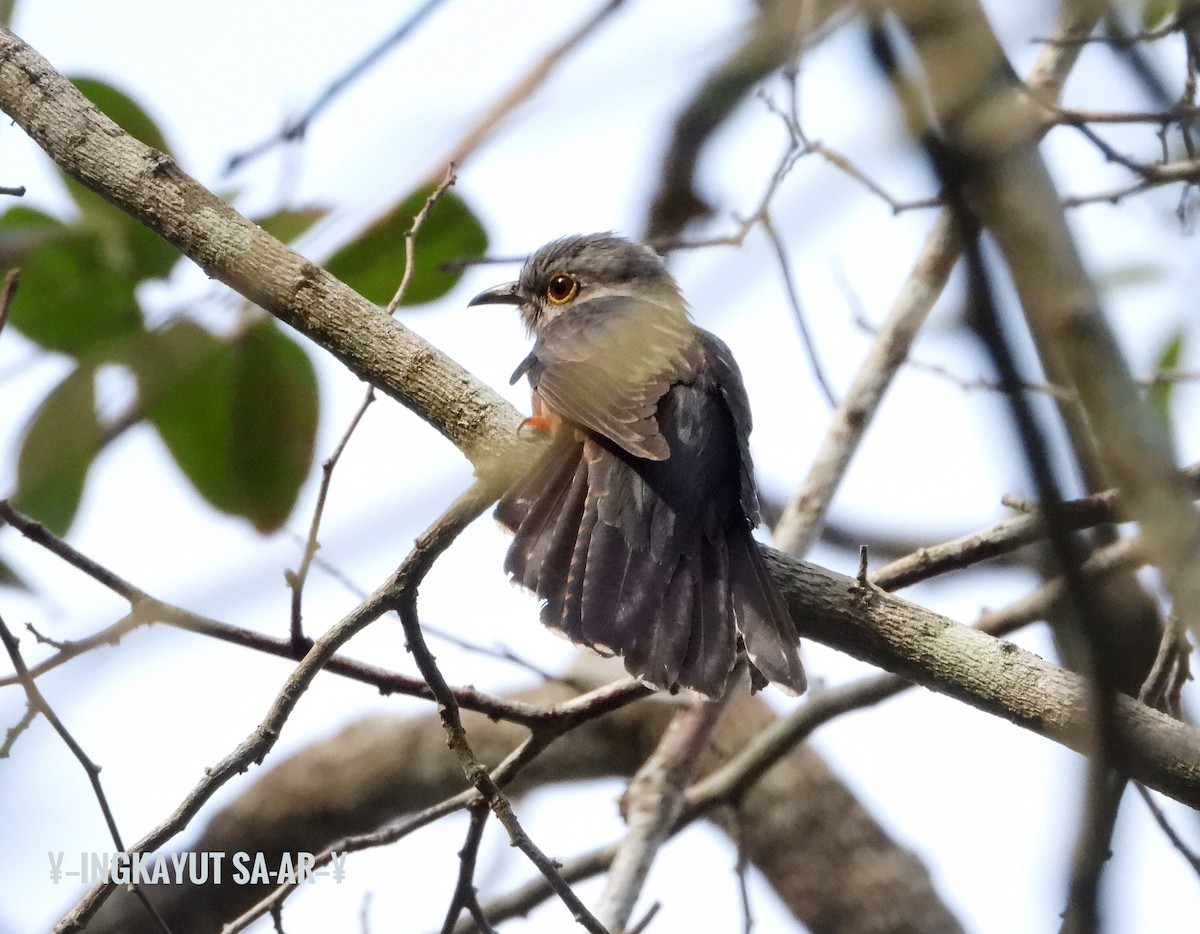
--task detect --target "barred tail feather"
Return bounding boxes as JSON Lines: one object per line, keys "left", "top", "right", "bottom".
{"left": 677, "top": 539, "right": 737, "bottom": 697}
{"left": 499, "top": 439, "right": 802, "bottom": 699}
{"left": 556, "top": 476, "right": 600, "bottom": 645}
{"left": 729, "top": 534, "right": 806, "bottom": 695}
{"left": 627, "top": 554, "right": 693, "bottom": 691}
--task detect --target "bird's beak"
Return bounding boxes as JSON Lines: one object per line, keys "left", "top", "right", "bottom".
{"left": 467, "top": 281, "right": 523, "bottom": 307}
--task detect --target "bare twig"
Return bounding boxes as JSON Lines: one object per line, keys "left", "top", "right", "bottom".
{"left": 760, "top": 213, "right": 836, "bottom": 407}
{"left": 290, "top": 163, "right": 458, "bottom": 641}
{"left": 771, "top": 0, "right": 1107, "bottom": 558}
{"left": 772, "top": 209, "right": 959, "bottom": 556}
{"left": 226, "top": 678, "right": 652, "bottom": 933}
{"left": 595, "top": 690, "right": 735, "bottom": 930}
{"left": 643, "top": 0, "right": 846, "bottom": 240}
{"left": 288, "top": 388, "right": 375, "bottom": 644}
{"left": 387, "top": 164, "right": 458, "bottom": 314}
{"left": 52, "top": 481, "right": 500, "bottom": 931}
{"left": 0, "top": 700, "right": 36, "bottom": 756}
{"left": 733, "top": 813, "right": 755, "bottom": 934}
{"left": 225, "top": 0, "right": 450, "bottom": 173}
{"left": 440, "top": 806, "right": 496, "bottom": 934}
{"left": 1133, "top": 783, "right": 1200, "bottom": 878}
{"left": 0, "top": 499, "right": 145, "bottom": 601}
{"left": 432, "top": 0, "right": 628, "bottom": 180}
{"left": 0, "top": 612, "right": 172, "bottom": 934}
{"left": 0, "top": 501, "right": 645, "bottom": 726}
{"left": 454, "top": 843, "right": 619, "bottom": 934}
{"left": 871, "top": 463, "right": 1200, "bottom": 592}
{"left": 386, "top": 481, "right": 610, "bottom": 934}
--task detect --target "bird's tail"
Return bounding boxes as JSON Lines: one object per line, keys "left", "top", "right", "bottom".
{"left": 497, "top": 437, "right": 805, "bottom": 697}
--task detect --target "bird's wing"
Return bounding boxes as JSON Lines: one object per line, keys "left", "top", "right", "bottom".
{"left": 694, "top": 329, "right": 762, "bottom": 526}
{"left": 524, "top": 294, "right": 700, "bottom": 461}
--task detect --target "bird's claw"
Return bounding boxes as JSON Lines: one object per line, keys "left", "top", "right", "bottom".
{"left": 518, "top": 415, "right": 553, "bottom": 440}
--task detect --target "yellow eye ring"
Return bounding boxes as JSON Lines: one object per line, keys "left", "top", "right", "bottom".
{"left": 545, "top": 273, "right": 579, "bottom": 305}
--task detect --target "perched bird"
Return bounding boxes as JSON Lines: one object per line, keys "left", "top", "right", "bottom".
{"left": 470, "top": 233, "right": 805, "bottom": 698}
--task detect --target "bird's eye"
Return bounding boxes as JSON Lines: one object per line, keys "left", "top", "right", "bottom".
{"left": 545, "top": 273, "right": 579, "bottom": 305}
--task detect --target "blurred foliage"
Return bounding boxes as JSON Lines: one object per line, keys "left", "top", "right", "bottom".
{"left": 1148, "top": 329, "right": 1185, "bottom": 435}
{"left": 1142, "top": 0, "right": 1177, "bottom": 30}
{"left": 11, "top": 365, "right": 100, "bottom": 535}
{"left": 0, "top": 556, "right": 27, "bottom": 591}
{"left": 326, "top": 183, "right": 487, "bottom": 306}
{"left": 1, "top": 77, "right": 488, "bottom": 543}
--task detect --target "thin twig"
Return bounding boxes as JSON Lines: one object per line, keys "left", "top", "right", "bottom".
{"left": 595, "top": 687, "right": 735, "bottom": 931}
{"left": 387, "top": 482, "right": 611, "bottom": 934}
{"left": 224, "top": 0, "right": 450, "bottom": 173}
{"left": 0, "top": 612, "right": 173, "bottom": 934}
{"left": 440, "top": 805, "right": 495, "bottom": 934}
{"left": 53, "top": 481, "right": 499, "bottom": 931}
{"left": 1133, "top": 783, "right": 1200, "bottom": 878}
{"left": 732, "top": 809, "right": 755, "bottom": 934}
{"left": 761, "top": 212, "right": 836, "bottom": 407}
{"left": 431, "top": 0, "right": 627, "bottom": 179}
{"left": 771, "top": 0, "right": 1107, "bottom": 558}
{"left": 0, "top": 500, "right": 647, "bottom": 727}
{"left": 871, "top": 463, "right": 1200, "bottom": 592}
{"left": 290, "top": 162, "right": 458, "bottom": 641}
{"left": 386, "top": 164, "right": 458, "bottom": 315}
{"left": 228, "top": 696, "right": 635, "bottom": 933}
{"left": 0, "top": 499, "right": 145, "bottom": 601}
{"left": 289, "top": 532, "right": 592, "bottom": 682}
{"left": 288, "top": 388, "right": 376, "bottom": 643}
{"left": 0, "top": 701, "right": 36, "bottom": 756}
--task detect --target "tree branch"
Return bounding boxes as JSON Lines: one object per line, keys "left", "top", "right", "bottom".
{"left": 0, "top": 26, "right": 531, "bottom": 483}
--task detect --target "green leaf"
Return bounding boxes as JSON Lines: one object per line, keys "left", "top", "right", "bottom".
{"left": 229, "top": 320, "right": 319, "bottom": 532}
{"left": 0, "top": 206, "right": 143, "bottom": 357}
{"left": 133, "top": 319, "right": 318, "bottom": 532}
{"left": 1143, "top": 0, "right": 1176, "bottom": 29}
{"left": 1096, "top": 262, "right": 1164, "bottom": 292}
{"left": 11, "top": 366, "right": 101, "bottom": 535}
{"left": 71, "top": 77, "right": 170, "bottom": 153}
{"left": 0, "top": 556, "right": 31, "bottom": 592}
{"left": 255, "top": 207, "right": 327, "bottom": 244}
{"left": 325, "top": 185, "right": 488, "bottom": 307}
{"left": 133, "top": 321, "right": 239, "bottom": 513}
{"left": 1149, "top": 330, "right": 1185, "bottom": 424}
{"left": 63, "top": 77, "right": 179, "bottom": 281}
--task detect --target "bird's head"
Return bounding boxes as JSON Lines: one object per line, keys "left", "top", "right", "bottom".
{"left": 468, "top": 233, "right": 684, "bottom": 335}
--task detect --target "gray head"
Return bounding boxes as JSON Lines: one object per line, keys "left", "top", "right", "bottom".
{"left": 468, "top": 233, "right": 684, "bottom": 333}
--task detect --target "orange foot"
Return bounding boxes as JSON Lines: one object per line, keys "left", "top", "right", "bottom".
{"left": 518, "top": 415, "right": 553, "bottom": 439}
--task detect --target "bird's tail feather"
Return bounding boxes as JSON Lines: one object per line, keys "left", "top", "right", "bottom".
{"left": 729, "top": 534, "right": 807, "bottom": 695}
{"left": 498, "top": 439, "right": 803, "bottom": 698}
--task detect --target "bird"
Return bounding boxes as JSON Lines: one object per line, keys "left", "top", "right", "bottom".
{"left": 469, "top": 233, "right": 805, "bottom": 699}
